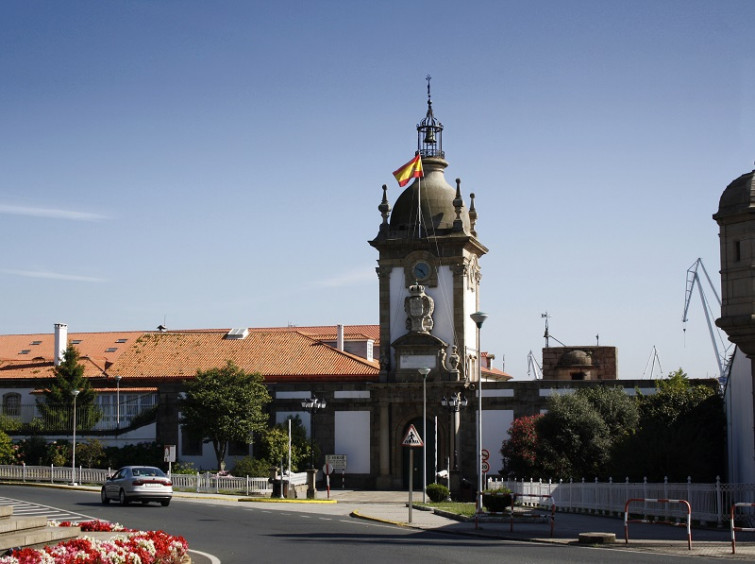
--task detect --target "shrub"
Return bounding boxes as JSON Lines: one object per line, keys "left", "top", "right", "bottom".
{"left": 171, "top": 461, "right": 198, "bottom": 475}
{"left": 426, "top": 483, "right": 449, "bottom": 502}
{"left": 232, "top": 456, "right": 271, "bottom": 477}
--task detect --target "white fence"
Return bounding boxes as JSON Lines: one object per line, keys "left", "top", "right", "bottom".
{"left": 487, "top": 476, "right": 755, "bottom": 527}
{"left": 0, "top": 464, "right": 310, "bottom": 497}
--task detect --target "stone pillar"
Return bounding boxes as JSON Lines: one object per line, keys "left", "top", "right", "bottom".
{"left": 376, "top": 402, "right": 391, "bottom": 489}
{"left": 306, "top": 468, "right": 317, "bottom": 499}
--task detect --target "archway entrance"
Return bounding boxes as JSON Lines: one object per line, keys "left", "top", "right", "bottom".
{"left": 401, "top": 416, "right": 438, "bottom": 489}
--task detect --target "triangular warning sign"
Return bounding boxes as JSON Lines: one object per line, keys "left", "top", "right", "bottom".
{"left": 402, "top": 424, "right": 424, "bottom": 447}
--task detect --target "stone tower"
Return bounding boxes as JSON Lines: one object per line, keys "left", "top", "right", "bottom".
{"left": 369, "top": 83, "right": 488, "bottom": 387}
{"left": 714, "top": 170, "right": 755, "bottom": 355}
{"left": 368, "top": 83, "right": 488, "bottom": 489}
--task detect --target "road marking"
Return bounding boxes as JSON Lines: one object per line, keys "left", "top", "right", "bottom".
{"left": 189, "top": 549, "right": 221, "bottom": 564}
{"left": 0, "top": 496, "right": 99, "bottom": 524}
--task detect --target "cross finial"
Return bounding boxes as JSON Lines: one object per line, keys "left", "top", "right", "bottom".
{"left": 426, "top": 74, "right": 432, "bottom": 102}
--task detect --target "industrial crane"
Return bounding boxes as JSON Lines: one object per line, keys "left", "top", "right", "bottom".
{"left": 682, "top": 258, "right": 732, "bottom": 383}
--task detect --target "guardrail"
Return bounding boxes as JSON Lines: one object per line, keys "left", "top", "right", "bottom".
{"left": 488, "top": 476, "right": 755, "bottom": 526}
{"left": 730, "top": 502, "right": 755, "bottom": 554}
{"left": 0, "top": 464, "right": 282, "bottom": 496}
{"left": 510, "top": 493, "right": 555, "bottom": 537}
{"left": 624, "top": 498, "right": 692, "bottom": 550}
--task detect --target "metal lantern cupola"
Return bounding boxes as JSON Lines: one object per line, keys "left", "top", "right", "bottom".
{"left": 418, "top": 75, "right": 444, "bottom": 159}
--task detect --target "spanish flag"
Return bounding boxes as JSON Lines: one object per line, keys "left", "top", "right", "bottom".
{"left": 392, "top": 154, "right": 424, "bottom": 187}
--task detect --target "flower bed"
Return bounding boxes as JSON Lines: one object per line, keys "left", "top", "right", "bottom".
{"left": 0, "top": 521, "right": 188, "bottom": 564}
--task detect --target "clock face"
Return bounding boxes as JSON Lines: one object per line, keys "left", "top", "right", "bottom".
{"left": 413, "top": 261, "right": 430, "bottom": 281}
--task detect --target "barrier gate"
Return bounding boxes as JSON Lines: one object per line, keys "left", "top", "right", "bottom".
{"left": 730, "top": 502, "right": 755, "bottom": 554}
{"left": 624, "top": 498, "right": 692, "bottom": 550}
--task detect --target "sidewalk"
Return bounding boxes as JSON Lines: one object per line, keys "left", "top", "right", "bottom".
{"left": 292, "top": 489, "right": 755, "bottom": 561}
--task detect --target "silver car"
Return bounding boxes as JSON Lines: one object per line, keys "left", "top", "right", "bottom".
{"left": 101, "top": 465, "right": 173, "bottom": 506}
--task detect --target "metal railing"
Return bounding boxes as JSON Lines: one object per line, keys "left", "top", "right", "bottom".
{"left": 0, "top": 464, "right": 288, "bottom": 496}
{"left": 487, "top": 476, "right": 755, "bottom": 527}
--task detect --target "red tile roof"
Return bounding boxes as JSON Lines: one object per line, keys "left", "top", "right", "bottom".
{"left": 0, "top": 326, "right": 380, "bottom": 383}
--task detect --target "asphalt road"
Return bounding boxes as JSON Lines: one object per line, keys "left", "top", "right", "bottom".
{"left": 0, "top": 485, "right": 730, "bottom": 564}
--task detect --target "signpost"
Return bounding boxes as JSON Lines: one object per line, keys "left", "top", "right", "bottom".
{"left": 325, "top": 454, "right": 347, "bottom": 490}
{"left": 402, "top": 425, "right": 424, "bottom": 523}
{"left": 481, "top": 449, "right": 490, "bottom": 475}
{"left": 322, "top": 463, "right": 333, "bottom": 498}
{"left": 164, "top": 445, "right": 176, "bottom": 476}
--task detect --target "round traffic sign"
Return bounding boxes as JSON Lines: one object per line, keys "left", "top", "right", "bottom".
{"left": 322, "top": 463, "right": 333, "bottom": 475}
{"left": 481, "top": 461, "right": 490, "bottom": 473}
{"left": 481, "top": 449, "right": 490, "bottom": 461}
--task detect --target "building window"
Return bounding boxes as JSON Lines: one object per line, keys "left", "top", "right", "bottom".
{"left": 2, "top": 393, "right": 21, "bottom": 417}
{"left": 735, "top": 240, "right": 741, "bottom": 262}
{"left": 181, "top": 428, "right": 202, "bottom": 456}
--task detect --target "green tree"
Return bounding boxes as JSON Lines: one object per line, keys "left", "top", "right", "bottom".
{"left": 255, "top": 416, "right": 310, "bottom": 471}
{"left": 535, "top": 392, "right": 612, "bottom": 479}
{"left": 178, "top": 361, "right": 271, "bottom": 470}
{"left": 0, "top": 431, "right": 16, "bottom": 464}
{"left": 614, "top": 369, "right": 725, "bottom": 481}
{"left": 36, "top": 345, "right": 101, "bottom": 431}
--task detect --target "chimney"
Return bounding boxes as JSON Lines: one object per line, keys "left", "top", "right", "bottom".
{"left": 336, "top": 324, "right": 344, "bottom": 351}
{"left": 54, "top": 323, "right": 68, "bottom": 366}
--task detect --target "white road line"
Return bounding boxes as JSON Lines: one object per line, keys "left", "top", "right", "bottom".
{"left": 189, "top": 549, "right": 221, "bottom": 564}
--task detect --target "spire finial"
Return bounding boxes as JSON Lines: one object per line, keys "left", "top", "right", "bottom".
{"left": 426, "top": 74, "right": 432, "bottom": 105}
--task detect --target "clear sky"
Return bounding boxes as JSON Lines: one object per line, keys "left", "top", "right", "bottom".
{"left": 2, "top": 0, "right": 752, "bottom": 381}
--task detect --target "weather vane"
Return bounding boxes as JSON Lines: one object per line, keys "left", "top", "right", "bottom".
{"left": 426, "top": 74, "right": 432, "bottom": 102}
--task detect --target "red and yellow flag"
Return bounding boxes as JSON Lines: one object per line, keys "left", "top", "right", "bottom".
{"left": 392, "top": 154, "right": 424, "bottom": 187}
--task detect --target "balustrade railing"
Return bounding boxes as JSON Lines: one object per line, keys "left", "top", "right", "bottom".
{"left": 0, "top": 464, "right": 284, "bottom": 496}
{"left": 486, "top": 476, "right": 755, "bottom": 527}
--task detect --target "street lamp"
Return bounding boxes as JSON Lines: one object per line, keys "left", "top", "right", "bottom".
{"left": 440, "top": 392, "right": 468, "bottom": 471}
{"left": 470, "top": 311, "right": 488, "bottom": 514}
{"left": 418, "top": 367, "right": 431, "bottom": 503}
{"left": 71, "top": 389, "right": 80, "bottom": 486}
{"left": 301, "top": 396, "right": 327, "bottom": 468}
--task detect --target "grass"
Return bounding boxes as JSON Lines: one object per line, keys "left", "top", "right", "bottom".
{"left": 416, "top": 500, "right": 478, "bottom": 518}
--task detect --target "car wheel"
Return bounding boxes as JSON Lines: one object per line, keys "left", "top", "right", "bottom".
{"left": 119, "top": 489, "right": 129, "bottom": 506}
{"left": 160, "top": 499, "right": 171, "bottom": 507}
{"left": 100, "top": 488, "right": 110, "bottom": 505}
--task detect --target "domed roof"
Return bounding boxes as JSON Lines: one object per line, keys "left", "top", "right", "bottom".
{"left": 389, "top": 156, "right": 470, "bottom": 234}
{"left": 715, "top": 171, "right": 755, "bottom": 220}
{"left": 558, "top": 349, "right": 592, "bottom": 368}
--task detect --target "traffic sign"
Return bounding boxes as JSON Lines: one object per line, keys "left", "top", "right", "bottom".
{"left": 402, "top": 424, "right": 424, "bottom": 447}
{"left": 322, "top": 463, "right": 333, "bottom": 475}
{"left": 481, "top": 449, "right": 490, "bottom": 461}
{"left": 481, "top": 461, "right": 490, "bottom": 473}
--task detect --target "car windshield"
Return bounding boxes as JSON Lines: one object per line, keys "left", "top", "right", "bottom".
{"left": 131, "top": 467, "right": 165, "bottom": 478}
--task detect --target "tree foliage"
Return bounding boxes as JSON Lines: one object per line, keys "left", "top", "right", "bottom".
{"left": 37, "top": 345, "right": 101, "bottom": 431}
{"left": 535, "top": 391, "right": 613, "bottom": 479}
{"left": 499, "top": 372, "right": 725, "bottom": 482}
{"left": 501, "top": 414, "right": 542, "bottom": 477}
{"left": 254, "top": 416, "right": 310, "bottom": 471}
{"left": 613, "top": 369, "right": 725, "bottom": 481}
{"left": 178, "top": 361, "right": 271, "bottom": 470}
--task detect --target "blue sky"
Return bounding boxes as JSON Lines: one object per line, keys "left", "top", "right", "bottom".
{"left": 1, "top": 0, "right": 752, "bottom": 381}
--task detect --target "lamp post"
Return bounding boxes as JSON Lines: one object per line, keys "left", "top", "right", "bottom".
{"left": 440, "top": 392, "right": 468, "bottom": 471}
{"left": 71, "top": 389, "right": 80, "bottom": 486}
{"left": 301, "top": 396, "right": 327, "bottom": 469}
{"left": 115, "top": 375, "right": 121, "bottom": 433}
{"left": 441, "top": 392, "right": 468, "bottom": 499}
{"left": 470, "top": 311, "right": 488, "bottom": 514}
{"left": 418, "top": 367, "right": 431, "bottom": 503}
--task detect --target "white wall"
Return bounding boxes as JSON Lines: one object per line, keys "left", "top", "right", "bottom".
{"left": 334, "top": 411, "right": 370, "bottom": 474}
{"left": 726, "top": 348, "right": 754, "bottom": 484}
{"left": 482, "top": 408, "right": 514, "bottom": 475}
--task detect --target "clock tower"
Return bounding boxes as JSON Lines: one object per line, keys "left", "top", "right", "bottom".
{"left": 369, "top": 84, "right": 488, "bottom": 387}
